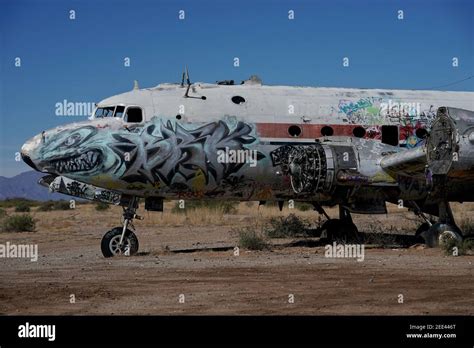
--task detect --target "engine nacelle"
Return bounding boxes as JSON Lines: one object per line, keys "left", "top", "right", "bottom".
{"left": 274, "top": 138, "right": 395, "bottom": 195}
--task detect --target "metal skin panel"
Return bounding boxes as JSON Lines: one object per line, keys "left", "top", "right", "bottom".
{"left": 427, "top": 108, "right": 456, "bottom": 175}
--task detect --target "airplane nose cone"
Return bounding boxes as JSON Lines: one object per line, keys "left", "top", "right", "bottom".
{"left": 21, "top": 133, "right": 43, "bottom": 171}
{"left": 21, "top": 152, "right": 39, "bottom": 171}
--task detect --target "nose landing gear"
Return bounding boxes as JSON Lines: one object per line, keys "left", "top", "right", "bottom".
{"left": 101, "top": 197, "right": 141, "bottom": 258}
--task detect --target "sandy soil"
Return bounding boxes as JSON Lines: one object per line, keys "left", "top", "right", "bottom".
{"left": 0, "top": 203, "right": 473, "bottom": 315}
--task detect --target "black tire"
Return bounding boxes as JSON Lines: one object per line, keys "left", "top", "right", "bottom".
{"left": 101, "top": 227, "right": 139, "bottom": 258}
{"left": 422, "top": 223, "right": 462, "bottom": 248}
{"left": 321, "top": 219, "right": 361, "bottom": 243}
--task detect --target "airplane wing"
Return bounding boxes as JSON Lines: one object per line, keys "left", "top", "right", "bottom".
{"left": 380, "top": 145, "right": 427, "bottom": 178}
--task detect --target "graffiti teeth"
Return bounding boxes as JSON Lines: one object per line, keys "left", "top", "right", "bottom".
{"left": 50, "top": 150, "right": 101, "bottom": 173}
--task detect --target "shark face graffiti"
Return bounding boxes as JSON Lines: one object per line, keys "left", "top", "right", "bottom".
{"left": 51, "top": 150, "right": 101, "bottom": 173}
{"left": 31, "top": 119, "right": 263, "bottom": 193}
{"left": 38, "top": 126, "right": 123, "bottom": 177}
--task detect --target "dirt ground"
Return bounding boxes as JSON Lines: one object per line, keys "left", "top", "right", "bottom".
{"left": 0, "top": 202, "right": 473, "bottom": 315}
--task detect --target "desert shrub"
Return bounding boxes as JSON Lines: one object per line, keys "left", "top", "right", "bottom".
{"left": 220, "top": 201, "right": 238, "bottom": 214}
{"left": 37, "top": 200, "right": 71, "bottom": 211}
{"left": 37, "top": 201, "right": 55, "bottom": 211}
{"left": 0, "top": 208, "right": 7, "bottom": 219}
{"left": 441, "top": 237, "right": 458, "bottom": 256}
{"left": 265, "top": 214, "right": 310, "bottom": 238}
{"left": 0, "top": 198, "right": 37, "bottom": 208}
{"left": 1, "top": 214, "right": 36, "bottom": 232}
{"left": 15, "top": 202, "right": 30, "bottom": 212}
{"left": 295, "top": 202, "right": 313, "bottom": 212}
{"left": 95, "top": 202, "right": 110, "bottom": 211}
{"left": 54, "top": 200, "right": 72, "bottom": 210}
{"left": 236, "top": 226, "right": 269, "bottom": 251}
{"left": 462, "top": 238, "right": 474, "bottom": 255}
{"left": 442, "top": 237, "right": 474, "bottom": 256}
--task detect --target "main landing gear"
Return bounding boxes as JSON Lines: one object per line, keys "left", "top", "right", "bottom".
{"left": 315, "top": 204, "right": 361, "bottom": 243}
{"left": 414, "top": 201, "right": 463, "bottom": 248}
{"left": 101, "top": 197, "right": 141, "bottom": 257}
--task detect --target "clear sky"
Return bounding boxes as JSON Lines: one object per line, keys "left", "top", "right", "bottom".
{"left": 0, "top": 0, "right": 473, "bottom": 177}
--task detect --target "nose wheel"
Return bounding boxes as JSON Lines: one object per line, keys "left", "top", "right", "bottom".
{"left": 101, "top": 197, "right": 141, "bottom": 258}
{"left": 101, "top": 227, "right": 139, "bottom": 257}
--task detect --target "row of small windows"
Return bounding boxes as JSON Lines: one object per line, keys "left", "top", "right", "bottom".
{"left": 287, "top": 125, "right": 427, "bottom": 146}
{"left": 288, "top": 125, "right": 368, "bottom": 138}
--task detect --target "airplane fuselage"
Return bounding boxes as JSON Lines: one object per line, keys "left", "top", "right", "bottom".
{"left": 21, "top": 80, "right": 474, "bottom": 206}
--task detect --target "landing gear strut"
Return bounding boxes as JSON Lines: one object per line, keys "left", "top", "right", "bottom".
{"left": 101, "top": 197, "right": 141, "bottom": 257}
{"left": 412, "top": 201, "right": 433, "bottom": 243}
{"left": 317, "top": 204, "right": 361, "bottom": 243}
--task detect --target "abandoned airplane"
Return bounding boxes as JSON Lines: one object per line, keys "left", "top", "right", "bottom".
{"left": 20, "top": 73, "right": 474, "bottom": 256}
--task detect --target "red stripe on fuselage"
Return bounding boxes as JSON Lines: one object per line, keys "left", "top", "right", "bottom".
{"left": 255, "top": 123, "right": 381, "bottom": 139}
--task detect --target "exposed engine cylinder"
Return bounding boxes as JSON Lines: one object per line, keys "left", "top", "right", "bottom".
{"left": 274, "top": 144, "right": 335, "bottom": 194}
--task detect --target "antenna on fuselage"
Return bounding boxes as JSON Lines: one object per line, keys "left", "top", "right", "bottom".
{"left": 133, "top": 80, "right": 139, "bottom": 90}
{"left": 184, "top": 66, "right": 191, "bottom": 97}
{"left": 181, "top": 66, "right": 207, "bottom": 100}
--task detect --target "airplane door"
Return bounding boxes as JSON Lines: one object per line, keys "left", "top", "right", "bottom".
{"left": 381, "top": 125, "right": 399, "bottom": 146}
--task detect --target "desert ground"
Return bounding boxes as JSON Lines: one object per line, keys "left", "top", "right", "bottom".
{"left": 0, "top": 201, "right": 473, "bottom": 315}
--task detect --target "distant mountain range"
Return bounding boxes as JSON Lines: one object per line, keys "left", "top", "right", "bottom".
{"left": 0, "top": 171, "right": 69, "bottom": 201}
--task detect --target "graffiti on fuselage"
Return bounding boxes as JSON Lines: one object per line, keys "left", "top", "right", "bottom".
{"left": 334, "top": 97, "right": 437, "bottom": 147}
{"left": 37, "top": 118, "right": 265, "bottom": 194}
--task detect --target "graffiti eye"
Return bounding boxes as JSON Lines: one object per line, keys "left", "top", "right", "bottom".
{"left": 63, "top": 134, "right": 81, "bottom": 146}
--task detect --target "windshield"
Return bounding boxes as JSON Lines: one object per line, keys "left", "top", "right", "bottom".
{"left": 94, "top": 106, "right": 115, "bottom": 118}
{"left": 93, "top": 105, "right": 138, "bottom": 120}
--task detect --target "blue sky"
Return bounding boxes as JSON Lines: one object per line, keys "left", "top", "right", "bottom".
{"left": 0, "top": 0, "right": 473, "bottom": 177}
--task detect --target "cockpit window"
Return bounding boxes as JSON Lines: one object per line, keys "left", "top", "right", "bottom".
{"left": 125, "top": 107, "right": 143, "bottom": 123}
{"left": 94, "top": 106, "right": 115, "bottom": 118}
{"left": 115, "top": 106, "right": 125, "bottom": 118}
{"left": 93, "top": 105, "right": 142, "bottom": 122}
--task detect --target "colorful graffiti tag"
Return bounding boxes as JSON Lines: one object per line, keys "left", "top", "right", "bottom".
{"left": 34, "top": 119, "right": 265, "bottom": 193}
{"left": 336, "top": 97, "right": 436, "bottom": 146}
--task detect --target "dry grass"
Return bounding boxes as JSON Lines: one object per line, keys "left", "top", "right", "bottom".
{"left": 2, "top": 201, "right": 474, "bottom": 235}
{"left": 146, "top": 201, "right": 320, "bottom": 227}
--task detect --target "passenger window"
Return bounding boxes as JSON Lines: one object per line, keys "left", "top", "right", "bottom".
{"left": 125, "top": 107, "right": 143, "bottom": 123}
{"left": 115, "top": 106, "right": 125, "bottom": 118}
